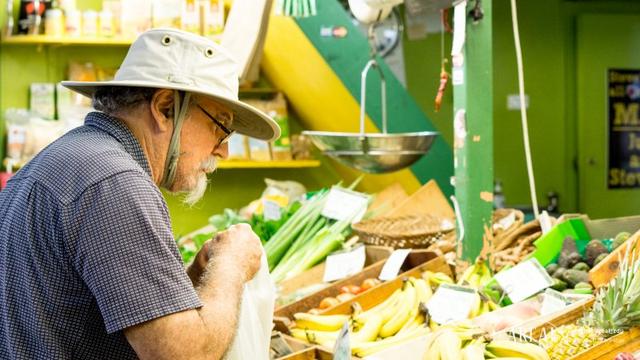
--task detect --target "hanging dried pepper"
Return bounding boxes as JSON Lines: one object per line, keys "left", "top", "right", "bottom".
{"left": 434, "top": 61, "right": 449, "bottom": 112}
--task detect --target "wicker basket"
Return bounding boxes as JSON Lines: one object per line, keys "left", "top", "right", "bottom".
{"left": 352, "top": 215, "right": 455, "bottom": 249}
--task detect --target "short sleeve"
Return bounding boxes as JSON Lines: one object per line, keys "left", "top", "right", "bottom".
{"left": 66, "top": 171, "right": 202, "bottom": 334}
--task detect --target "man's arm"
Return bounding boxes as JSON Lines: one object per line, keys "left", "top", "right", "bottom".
{"left": 123, "top": 224, "right": 262, "bottom": 360}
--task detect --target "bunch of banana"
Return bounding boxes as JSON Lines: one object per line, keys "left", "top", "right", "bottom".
{"left": 422, "top": 322, "right": 550, "bottom": 360}
{"left": 290, "top": 275, "right": 438, "bottom": 356}
{"left": 458, "top": 257, "right": 494, "bottom": 289}
{"left": 422, "top": 270, "right": 455, "bottom": 287}
{"left": 458, "top": 258, "right": 502, "bottom": 318}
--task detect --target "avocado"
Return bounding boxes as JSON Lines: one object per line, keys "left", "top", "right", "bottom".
{"left": 550, "top": 278, "right": 568, "bottom": 291}
{"left": 572, "top": 262, "right": 590, "bottom": 272}
{"left": 593, "top": 253, "right": 609, "bottom": 266}
{"left": 559, "top": 237, "right": 581, "bottom": 268}
{"left": 586, "top": 240, "right": 609, "bottom": 267}
{"left": 613, "top": 232, "right": 631, "bottom": 250}
{"left": 553, "top": 267, "right": 567, "bottom": 280}
{"left": 561, "top": 269, "right": 589, "bottom": 288}
{"left": 546, "top": 263, "right": 559, "bottom": 275}
{"left": 574, "top": 282, "right": 593, "bottom": 290}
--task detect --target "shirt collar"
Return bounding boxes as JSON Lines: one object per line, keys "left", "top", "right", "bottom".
{"left": 84, "top": 111, "right": 153, "bottom": 178}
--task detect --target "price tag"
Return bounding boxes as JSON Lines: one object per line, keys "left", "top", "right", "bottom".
{"left": 378, "top": 249, "right": 411, "bottom": 281}
{"left": 262, "top": 199, "right": 282, "bottom": 221}
{"left": 495, "top": 258, "right": 553, "bottom": 303}
{"left": 323, "top": 245, "right": 366, "bottom": 282}
{"left": 426, "top": 283, "right": 477, "bottom": 324}
{"left": 321, "top": 187, "right": 370, "bottom": 223}
{"left": 540, "top": 288, "right": 570, "bottom": 316}
{"left": 332, "top": 321, "right": 351, "bottom": 360}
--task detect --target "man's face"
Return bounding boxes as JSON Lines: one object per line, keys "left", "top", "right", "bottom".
{"left": 170, "top": 96, "right": 233, "bottom": 205}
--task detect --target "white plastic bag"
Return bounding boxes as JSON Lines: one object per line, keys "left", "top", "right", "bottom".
{"left": 224, "top": 252, "right": 275, "bottom": 360}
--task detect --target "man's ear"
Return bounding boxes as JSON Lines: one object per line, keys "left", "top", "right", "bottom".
{"left": 149, "top": 89, "right": 175, "bottom": 132}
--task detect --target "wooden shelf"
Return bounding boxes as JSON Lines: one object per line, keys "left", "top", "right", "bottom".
{"left": 1, "top": 35, "right": 135, "bottom": 46}
{"left": 217, "top": 160, "right": 320, "bottom": 169}
{"left": 4, "top": 158, "right": 320, "bottom": 171}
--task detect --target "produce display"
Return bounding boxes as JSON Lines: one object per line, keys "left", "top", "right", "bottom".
{"left": 545, "top": 233, "right": 629, "bottom": 295}
{"left": 537, "top": 242, "right": 640, "bottom": 360}
{"left": 422, "top": 323, "right": 550, "bottom": 360}
{"left": 287, "top": 269, "right": 513, "bottom": 357}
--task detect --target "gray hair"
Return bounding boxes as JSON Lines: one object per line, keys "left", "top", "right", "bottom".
{"left": 92, "top": 86, "right": 158, "bottom": 115}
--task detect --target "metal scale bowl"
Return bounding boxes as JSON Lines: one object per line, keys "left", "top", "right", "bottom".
{"left": 303, "top": 58, "right": 438, "bottom": 173}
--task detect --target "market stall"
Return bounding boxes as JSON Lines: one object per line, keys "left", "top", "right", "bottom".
{"left": 2, "top": 0, "right": 640, "bottom": 359}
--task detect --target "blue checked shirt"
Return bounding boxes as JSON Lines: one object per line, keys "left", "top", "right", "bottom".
{"left": 0, "top": 112, "right": 202, "bottom": 359}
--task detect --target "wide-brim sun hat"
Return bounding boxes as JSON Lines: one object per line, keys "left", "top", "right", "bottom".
{"left": 61, "top": 28, "right": 280, "bottom": 142}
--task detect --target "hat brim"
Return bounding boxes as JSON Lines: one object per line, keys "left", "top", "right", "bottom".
{"left": 60, "top": 80, "right": 281, "bottom": 142}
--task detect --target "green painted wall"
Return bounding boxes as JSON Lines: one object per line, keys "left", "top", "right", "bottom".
{"left": 403, "top": 0, "right": 640, "bottom": 214}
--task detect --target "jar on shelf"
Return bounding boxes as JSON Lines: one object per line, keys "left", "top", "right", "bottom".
{"left": 82, "top": 10, "right": 98, "bottom": 37}
{"left": 44, "top": 9, "right": 64, "bottom": 37}
{"left": 65, "top": 9, "right": 81, "bottom": 37}
{"left": 98, "top": 10, "right": 114, "bottom": 37}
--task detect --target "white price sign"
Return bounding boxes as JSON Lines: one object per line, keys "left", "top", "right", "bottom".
{"left": 426, "top": 284, "right": 477, "bottom": 324}
{"left": 323, "top": 245, "right": 367, "bottom": 282}
{"left": 540, "top": 288, "right": 570, "bottom": 316}
{"left": 321, "top": 187, "right": 369, "bottom": 223}
{"left": 378, "top": 249, "right": 411, "bottom": 281}
{"left": 495, "top": 258, "right": 553, "bottom": 303}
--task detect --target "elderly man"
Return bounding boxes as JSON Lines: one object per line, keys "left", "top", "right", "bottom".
{"left": 0, "top": 29, "right": 280, "bottom": 359}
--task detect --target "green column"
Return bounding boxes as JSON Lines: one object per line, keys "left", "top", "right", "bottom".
{"left": 453, "top": 0, "right": 493, "bottom": 261}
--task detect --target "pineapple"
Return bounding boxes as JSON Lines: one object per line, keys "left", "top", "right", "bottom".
{"left": 538, "top": 324, "right": 602, "bottom": 360}
{"left": 539, "top": 241, "right": 640, "bottom": 360}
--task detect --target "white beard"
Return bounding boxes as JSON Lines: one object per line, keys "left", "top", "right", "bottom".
{"left": 182, "top": 156, "right": 217, "bottom": 206}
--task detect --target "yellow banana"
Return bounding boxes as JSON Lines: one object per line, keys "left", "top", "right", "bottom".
{"left": 352, "top": 325, "right": 429, "bottom": 357}
{"left": 379, "top": 281, "right": 416, "bottom": 338}
{"left": 468, "top": 291, "right": 482, "bottom": 318}
{"left": 397, "top": 312, "right": 427, "bottom": 335}
{"left": 396, "top": 278, "right": 429, "bottom": 334}
{"left": 424, "top": 271, "right": 454, "bottom": 287}
{"left": 289, "top": 328, "right": 339, "bottom": 348}
{"left": 422, "top": 331, "right": 442, "bottom": 360}
{"left": 486, "top": 340, "right": 551, "bottom": 360}
{"left": 434, "top": 329, "right": 463, "bottom": 360}
{"left": 458, "top": 263, "right": 477, "bottom": 285}
{"left": 461, "top": 341, "right": 486, "bottom": 360}
{"left": 354, "top": 288, "right": 402, "bottom": 325}
{"left": 292, "top": 313, "right": 349, "bottom": 331}
{"left": 411, "top": 276, "right": 433, "bottom": 303}
{"left": 350, "top": 313, "right": 383, "bottom": 343}
{"left": 478, "top": 298, "right": 491, "bottom": 316}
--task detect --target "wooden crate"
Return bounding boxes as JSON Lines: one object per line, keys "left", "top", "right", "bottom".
{"left": 519, "top": 298, "right": 640, "bottom": 360}
{"left": 275, "top": 250, "right": 443, "bottom": 323}
{"left": 590, "top": 228, "right": 640, "bottom": 288}
{"left": 321, "top": 253, "right": 451, "bottom": 316}
{"left": 277, "top": 346, "right": 335, "bottom": 360}
{"left": 277, "top": 245, "right": 393, "bottom": 298}
{"left": 271, "top": 333, "right": 313, "bottom": 359}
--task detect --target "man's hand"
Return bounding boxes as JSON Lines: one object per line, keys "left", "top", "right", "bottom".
{"left": 126, "top": 223, "right": 264, "bottom": 360}
{"left": 186, "top": 223, "right": 262, "bottom": 286}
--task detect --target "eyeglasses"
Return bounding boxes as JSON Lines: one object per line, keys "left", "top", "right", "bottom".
{"left": 197, "top": 104, "right": 235, "bottom": 147}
